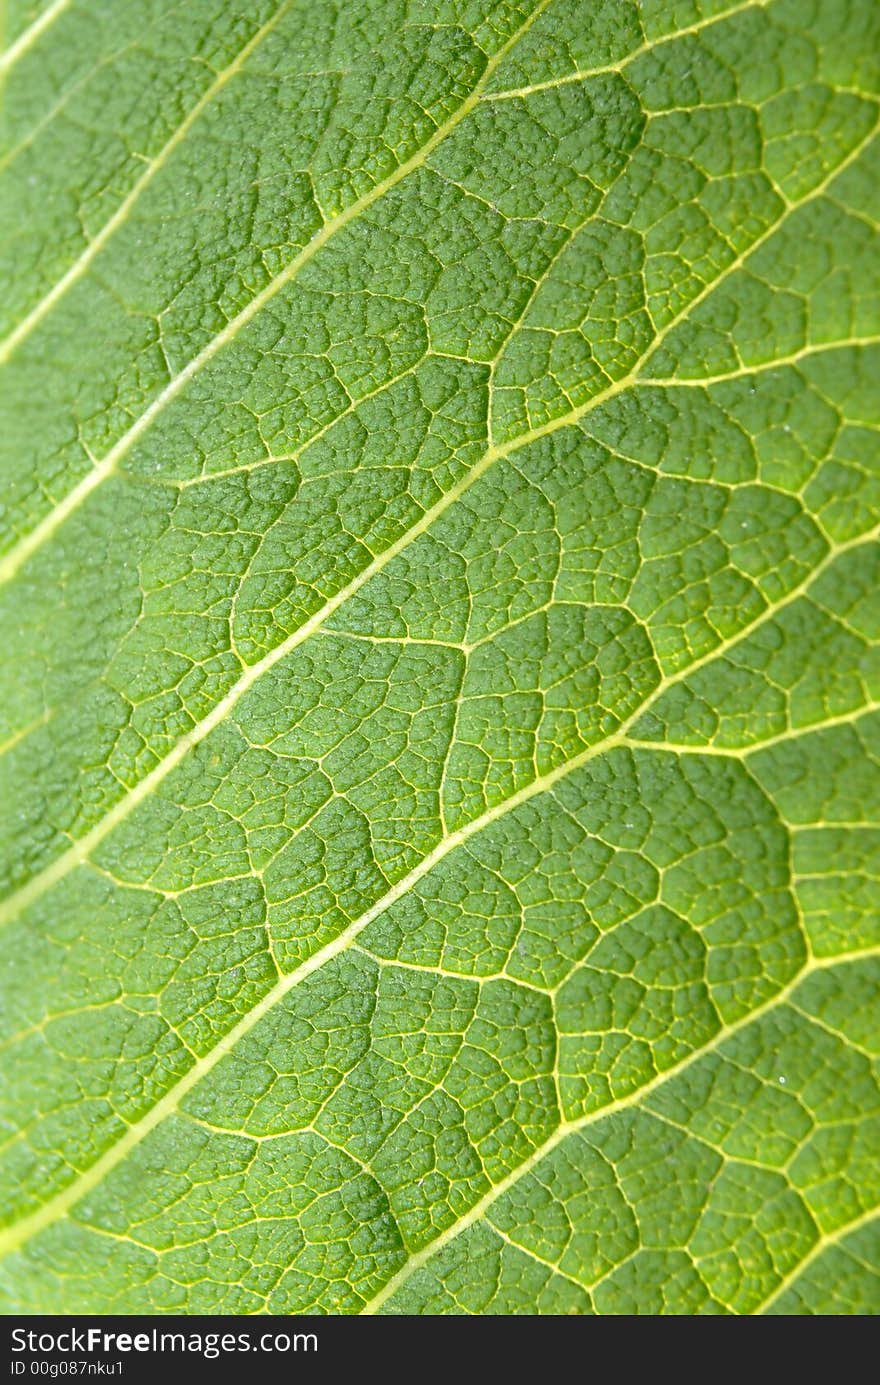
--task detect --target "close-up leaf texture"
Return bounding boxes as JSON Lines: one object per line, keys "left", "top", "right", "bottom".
{"left": 1, "top": 0, "right": 878, "bottom": 1315}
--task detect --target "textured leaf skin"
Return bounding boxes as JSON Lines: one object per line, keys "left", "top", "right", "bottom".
{"left": 0, "top": 0, "right": 878, "bottom": 1316}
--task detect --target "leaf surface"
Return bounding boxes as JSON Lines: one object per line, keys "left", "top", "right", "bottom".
{"left": 1, "top": 0, "right": 878, "bottom": 1315}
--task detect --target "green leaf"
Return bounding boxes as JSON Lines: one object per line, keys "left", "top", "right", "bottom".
{"left": 1, "top": 0, "right": 878, "bottom": 1315}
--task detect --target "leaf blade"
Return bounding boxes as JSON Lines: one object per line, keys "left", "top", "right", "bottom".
{"left": 2, "top": 0, "right": 878, "bottom": 1314}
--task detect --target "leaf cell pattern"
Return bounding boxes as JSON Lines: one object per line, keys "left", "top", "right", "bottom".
{"left": 0, "top": 0, "right": 878, "bottom": 1315}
